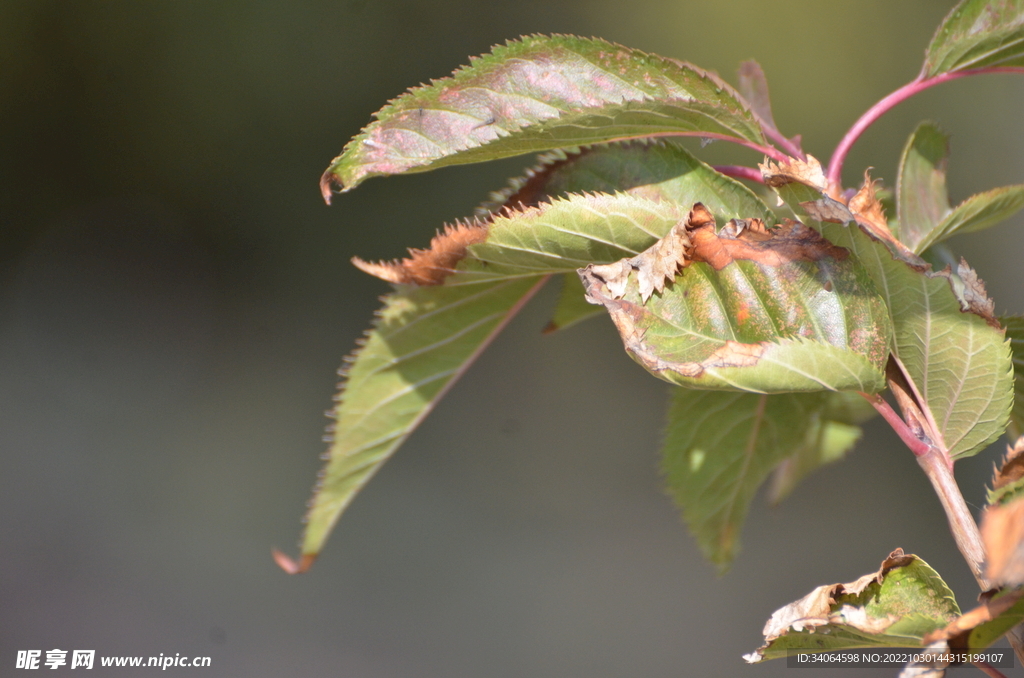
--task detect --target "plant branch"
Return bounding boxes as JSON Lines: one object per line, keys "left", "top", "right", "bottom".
{"left": 916, "top": 446, "right": 988, "bottom": 589}
{"left": 826, "top": 67, "right": 1024, "bottom": 188}
{"left": 712, "top": 165, "right": 764, "bottom": 184}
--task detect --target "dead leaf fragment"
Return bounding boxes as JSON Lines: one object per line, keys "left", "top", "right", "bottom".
{"left": 848, "top": 171, "right": 895, "bottom": 241}
{"left": 981, "top": 499, "right": 1024, "bottom": 587}
{"left": 582, "top": 203, "right": 709, "bottom": 303}
{"left": 760, "top": 549, "right": 912, "bottom": 642}
{"left": 352, "top": 220, "right": 490, "bottom": 286}
{"left": 760, "top": 154, "right": 829, "bottom": 193}
{"left": 955, "top": 260, "right": 997, "bottom": 323}
{"left": 993, "top": 437, "right": 1024, "bottom": 490}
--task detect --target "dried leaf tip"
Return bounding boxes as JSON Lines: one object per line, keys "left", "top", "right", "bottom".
{"left": 954, "top": 260, "right": 997, "bottom": 324}
{"left": 847, "top": 170, "right": 893, "bottom": 238}
{"left": 760, "top": 154, "right": 829, "bottom": 193}
{"left": 581, "top": 203, "right": 707, "bottom": 302}
{"left": 992, "top": 436, "right": 1024, "bottom": 491}
{"left": 272, "top": 549, "right": 317, "bottom": 574}
{"left": 352, "top": 221, "right": 490, "bottom": 286}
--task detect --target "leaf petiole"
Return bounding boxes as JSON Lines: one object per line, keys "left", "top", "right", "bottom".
{"left": 827, "top": 67, "right": 1024, "bottom": 188}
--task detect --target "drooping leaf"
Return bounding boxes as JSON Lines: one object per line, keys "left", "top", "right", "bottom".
{"left": 579, "top": 205, "right": 891, "bottom": 393}
{"left": 768, "top": 391, "right": 873, "bottom": 503}
{"left": 1003, "top": 315, "right": 1024, "bottom": 438}
{"left": 288, "top": 192, "right": 736, "bottom": 569}
{"left": 278, "top": 275, "right": 546, "bottom": 572}
{"left": 922, "top": 0, "right": 1024, "bottom": 78}
{"left": 321, "top": 35, "right": 768, "bottom": 196}
{"left": 897, "top": 122, "right": 951, "bottom": 252}
{"left": 762, "top": 164, "right": 1013, "bottom": 460}
{"left": 662, "top": 390, "right": 838, "bottom": 567}
{"left": 745, "top": 549, "right": 960, "bottom": 663}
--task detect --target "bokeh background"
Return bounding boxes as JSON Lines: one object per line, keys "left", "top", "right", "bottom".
{"left": 3, "top": 1, "right": 1023, "bottom": 676}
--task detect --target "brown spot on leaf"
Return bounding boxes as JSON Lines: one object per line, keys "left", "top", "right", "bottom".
{"left": 352, "top": 220, "right": 490, "bottom": 286}
{"left": 689, "top": 218, "right": 847, "bottom": 271}
{"left": 687, "top": 340, "right": 765, "bottom": 373}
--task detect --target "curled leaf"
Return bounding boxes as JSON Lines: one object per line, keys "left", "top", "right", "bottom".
{"left": 746, "top": 549, "right": 960, "bottom": 663}
{"left": 579, "top": 205, "right": 891, "bottom": 393}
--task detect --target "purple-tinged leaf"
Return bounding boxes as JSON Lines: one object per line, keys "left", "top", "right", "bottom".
{"left": 897, "top": 122, "right": 951, "bottom": 253}
{"left": 923, "top": 0, "right": 1024, "bottom": 77}
{"left": 322, "top": 35, "right": 768, "bottom": 197}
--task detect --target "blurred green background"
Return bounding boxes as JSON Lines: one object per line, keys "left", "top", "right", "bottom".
{"left": 2, "top": 1, "right": 1023, "bottom": 676}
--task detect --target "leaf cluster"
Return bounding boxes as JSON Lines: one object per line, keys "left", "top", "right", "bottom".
{"left": 279, "top": 0, "right": 1024, "bottom": 670}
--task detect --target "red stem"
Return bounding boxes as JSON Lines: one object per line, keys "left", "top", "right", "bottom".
{"left": 712, "top": 165, "right": 764, "bottom": 184}
{"left": 762, "top": 126, "right": 804, "bottom": 160}
{"left": 859, "top": 392, "right": 931, "bottom": 456}
{"left": 826, "top": 67, "right": 1024, "bottom": 188}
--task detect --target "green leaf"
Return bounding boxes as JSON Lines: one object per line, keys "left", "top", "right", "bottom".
{"left": 896, "top": 122, "right": 951, "bottom": 253}
{"left": 819, "top": 218, "right": 1013, "bottom": 459}
{"left": 768, "top": 412, "right": 862, "bottom": 504}
{"left": 922, "top": 0, "right": 1024, "bottom": 78}
{"left": 463, "top": 193, "right": 686, "bottom": 281}
{"left": 770, "top": 393, "right": 881, "bottom": 503}
{"left": 1002, "top": 315, "right": 1024, "bottom": 439}
{"left": 745, "top": 551, "right": 960, "bottom": 663}
{"left": 322, "top": 35, "right": 767, "bottom": 194}
{"left": 483, "top": 141, "right": 776, "bottom": 226}
{"left": 954, "top": 589, "right": 1024, "bottom": 651}
{"left": 579, "top": 212, "right": 891, "bottom": 394}
{"left": 475, "top": 141, "right": 777, "bottom": 333}
{"left": 931, "top": 184, "right": 1024, "bottom": 244}
{"left": 543, "top": 273, "right": 604, "bottom": 333}
{"left": 762, "top": 163, "right": 1013, "bottom": 460}
{"left": 295, "top": 275, "right": 545, "bottom": 566}
{"left": 662, "top": 390, "right": 836, "bottom": 568}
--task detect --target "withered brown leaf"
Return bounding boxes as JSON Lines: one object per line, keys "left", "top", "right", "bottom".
{"left": 759, "top": 154, "right": 830, "bottom": 193}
